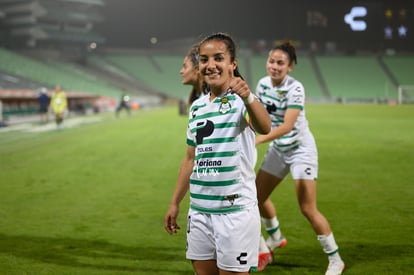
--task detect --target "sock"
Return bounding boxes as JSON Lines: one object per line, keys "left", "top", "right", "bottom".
{"left": 259, "top": 234, "right": 271, "bottom": 253}
{"left": 262, "top": 217, "right": 281, "bottom": 240}
{"left": 317, "top": 232, "right": 342, "bottom": 260}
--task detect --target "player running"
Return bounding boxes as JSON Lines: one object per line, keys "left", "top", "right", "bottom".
{"left": 255, "top": 41, "right": 345, "bottom": 275}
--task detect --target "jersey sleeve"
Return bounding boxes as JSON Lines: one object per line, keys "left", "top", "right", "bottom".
{"left": 255, "top": 78, "right": 266, "bottom": 100}
{"left": 287, "top": 82, "right": 305, "bottom": 110}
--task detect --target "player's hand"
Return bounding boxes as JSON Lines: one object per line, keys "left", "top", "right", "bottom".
{"left": 228, "top": 67, "right": 251, "bottom": 100}
{"left": 164, "top": 204, "right": 181, "bottom": 235}
{"left": 256, "top": 135, "right": 267, "bottom": 145}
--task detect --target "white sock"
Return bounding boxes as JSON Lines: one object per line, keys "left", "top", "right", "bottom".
{"left": 262, "top": 217, "right": 281, "bottom": 240}
{"left": 317, "top": 232, "right": 342, "bottom": 260}
{"left": 259, "top": 234, "right": 271, "bottom": 253}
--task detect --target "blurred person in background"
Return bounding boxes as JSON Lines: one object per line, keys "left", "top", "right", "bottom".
{"left": 50, "top": 84, "right": 67, "bottom": 130}
{"left": 254, "top": 41, "right": 345, "bottom": 275}
{"left": 116, "top": 90, "right": 131, "bottom": 117}
{"left": 38, "top": 87, "right": 50, "bottom": 123}
{"left": 164, "top": 32, "right": 271, "bottom": 275}
{"left": 180, "top": 44, "right": 208, "bottom": 107}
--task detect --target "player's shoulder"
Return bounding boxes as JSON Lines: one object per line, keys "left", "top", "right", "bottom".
{"left": 190, "top": 93, "right": 209, "bottom": 109}
{"left": 285, "top": 75, "right": 304, "bottom": 93}
{"left": 258, "top": 75, "right": 271, "bottom": 84}
{"left": 285, "top": 75, "right": 302, "bottom": 86}
{"left": 195, "top": 92, "right": 209, "bottom": 101}
{"left": 256, "top": 76, "right": 272, "bottom": 90}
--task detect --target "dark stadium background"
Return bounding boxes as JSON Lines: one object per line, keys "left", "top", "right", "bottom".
{"left": 0, "top": 3, "right": 413, "bottom": 274}
{"left": 97, "top": 0, "right": 413, "bottom": 51}
{"left": 0, "top": 0, "right": 413, "bottom": 124}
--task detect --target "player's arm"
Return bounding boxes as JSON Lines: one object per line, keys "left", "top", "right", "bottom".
{"left": 229, "top": 75, "right": 271, "bottom": 135}
{"left": 256, "top": 107, "right": 300, "bottom": 145}
{"left": 164, "top": 145, "right": 195, "bottom": 234}
{"left": 244, "top": 94, "right": 271, "bottom": 135}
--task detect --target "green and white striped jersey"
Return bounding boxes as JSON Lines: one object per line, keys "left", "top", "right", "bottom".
{"left": 187, "top": 93, "right": 257, "bottom": 214}
{"left": 255, "top": 75, "right": 310, "bottom": 152}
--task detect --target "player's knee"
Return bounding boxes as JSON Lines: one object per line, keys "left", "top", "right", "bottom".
{"left": 299, "top": 205, "right": 318, "bottom": 219}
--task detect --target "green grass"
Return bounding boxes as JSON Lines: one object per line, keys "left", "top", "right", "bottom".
{"left": 0, "top": 105, "right": 413, "bottom": 274}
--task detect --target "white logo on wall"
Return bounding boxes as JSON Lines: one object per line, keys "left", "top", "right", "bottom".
{"left": 344, "top": 6, "right": 367, "bottom": 31}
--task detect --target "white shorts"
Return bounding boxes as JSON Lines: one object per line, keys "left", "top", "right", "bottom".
{"left": 186, "top": 206, "right": 260, "bottom": 272}
{"left": 260, "top": 144, "right": 318, "bottom": 180}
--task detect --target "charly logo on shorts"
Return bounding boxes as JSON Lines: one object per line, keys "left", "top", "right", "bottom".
{"left": 236, "top": 252, "right": 248, "bottom": 264}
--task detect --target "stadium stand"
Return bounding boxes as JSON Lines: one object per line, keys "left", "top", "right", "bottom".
{"left": 87, "top": 55, "right": 144, "bottom": 85}
{"left": 0, "top": 47, "right": 121, "bottom": 97}
{"left": 0, "top": 0, "right": 105, "bottom": 50}
{"left": 103, "top": 53, "right": 188, "bottom": 99}
{"left": 95, "top": 51, "right": 414, "bottom": 103}
{"left": 152, "top": 55, "right": 190, "bottom": 99}
{"left": 315, "top": 55, "right": 398, "bottom": 102}
{"left": 85, "top": 55, "right": 164, "bottom": 104}
{"left": 381, "top": 55, "right": 414, "bottom": 86}
{"left": 0, "top": 47, "right": 113, "bottom": 121}
{"left": 105, "top": 52, "right": 255, "bottom": 100}
{"left": 0, "top": 71, "right": 44, "bottom": 90}
{"left": 2, "top": 43, "right": 414, "bottom": 124}
{"left": 1, "top": 1, "right": 413, "bottom": 125}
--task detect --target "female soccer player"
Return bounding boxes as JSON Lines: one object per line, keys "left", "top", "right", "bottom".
{"left": 255, "top": 41, "right": 345, "bottom": 275}
{"left": 164, "top": 32, "right": 271, "bottom": 275}
{"left": 179, "top": 44, "right": 208, "bottom": 106}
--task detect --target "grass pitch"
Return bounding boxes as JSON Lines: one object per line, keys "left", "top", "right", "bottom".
{"left": 0, "top": 104, "right": 413, "bottom": 274}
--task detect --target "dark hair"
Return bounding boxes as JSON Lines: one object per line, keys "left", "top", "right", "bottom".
{"left": 186, "top": 44, "right": 209, "bottom": 105}
{"left": 272, "top": 41, "right": 297, "bottom": 65}
{"left": 186, "top": 44, "right": 199, "bottom": 69}
{"left": 198, "top": 32, "right": 244, "bottom": 80}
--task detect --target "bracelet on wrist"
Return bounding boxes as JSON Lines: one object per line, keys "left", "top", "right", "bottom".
{"left": 243, "top": 93, "right": 255, "bottom": 105}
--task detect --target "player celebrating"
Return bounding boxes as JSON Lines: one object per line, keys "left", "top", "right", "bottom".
{"left": 164, "top": 32, "right": 271, "bottom": 274}
{"left": 255, "top": 41, "right": 345, "bottom": 275}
